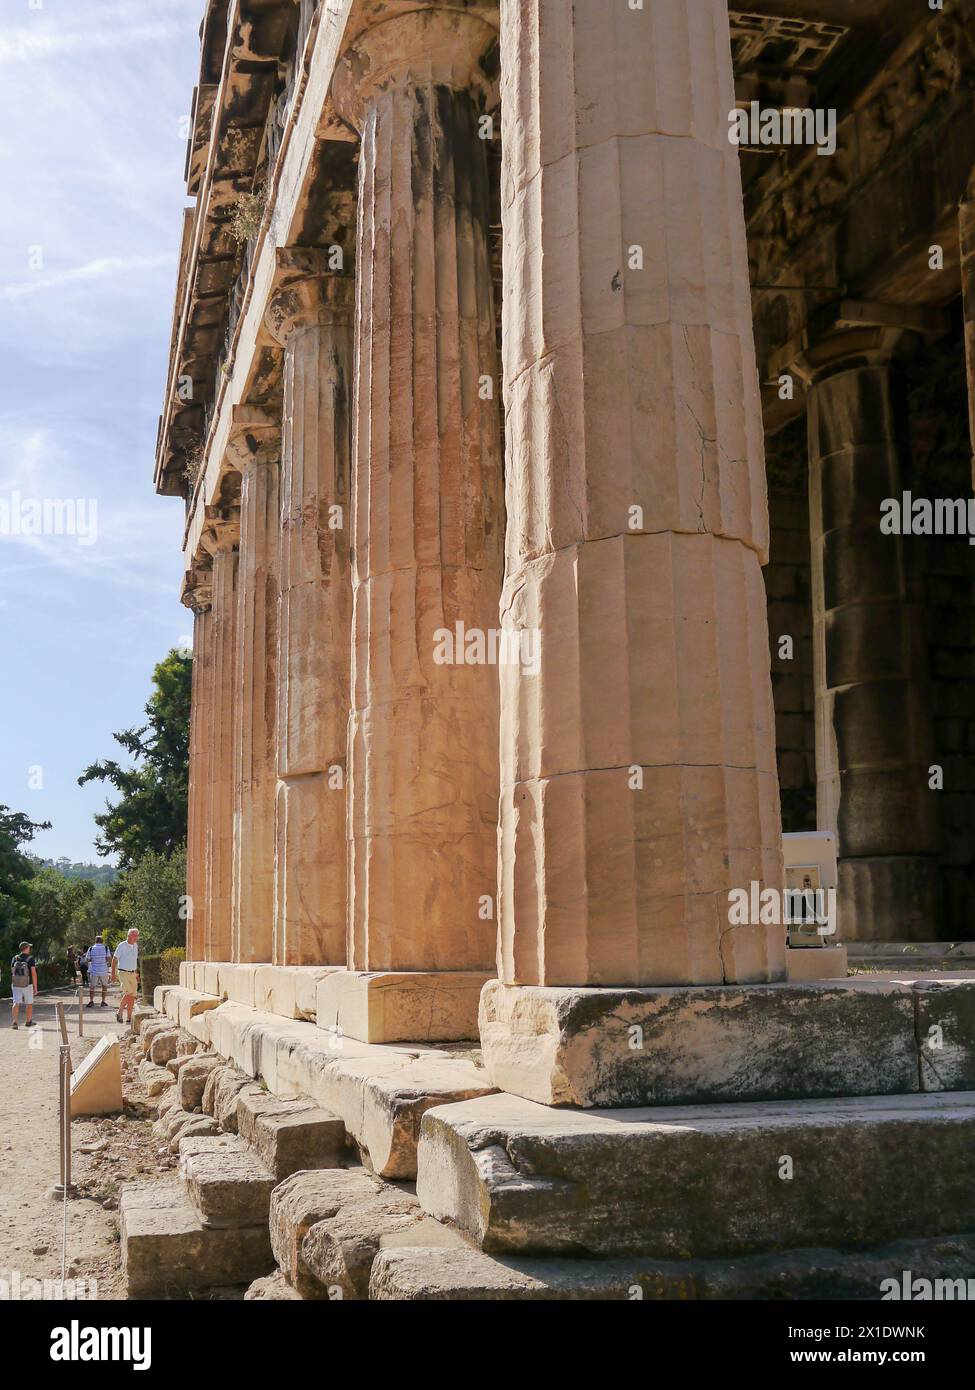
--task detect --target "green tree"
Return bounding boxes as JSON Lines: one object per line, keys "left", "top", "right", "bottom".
{"left": 116, "top": 847, "right": 187, "bottom": 953}
{"left": 21, "top": 866, "right": 94, "bottom": 962}
{"left": 0, "top": 805, "right": 50, "bottom": 990}
{"left": 78, "top": 649, "right": 192, "bottom": 869}
{"left": 74, "top": 880, "right": 125, "bottom": 951}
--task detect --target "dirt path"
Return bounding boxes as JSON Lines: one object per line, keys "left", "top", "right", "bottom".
{"left": 0, "top": 986, "right": 168, "bottom": 1300}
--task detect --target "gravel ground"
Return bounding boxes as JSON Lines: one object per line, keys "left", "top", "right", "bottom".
{"left": 0, "top": 985, "right": 175, "bottom": 1300}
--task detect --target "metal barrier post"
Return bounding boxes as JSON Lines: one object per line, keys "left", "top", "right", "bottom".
{"left": 52, "top": 1003, "right": 75, "bottom": 1198}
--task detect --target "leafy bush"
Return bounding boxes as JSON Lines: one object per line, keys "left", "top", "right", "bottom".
{"left": 139, "top": 947, "right": 184, "bottom": 1004}
{"left": 116, "top": 846, "right": 187, "bottom": 954}
{"left": 36, "top": 960, "right": 71, "bottom": 992}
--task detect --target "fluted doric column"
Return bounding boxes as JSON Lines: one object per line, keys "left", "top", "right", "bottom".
{"left": 332, "top": 8, "right": 504, "bottom": 985}
{"left": 182, "top": 562, "right": 213, "bottom": 961}
{"left": 494, "top": 0, "right": 783, "bottom": 987}
{"left": 806, "top": 344, "right": 940, "bottom": 939}
{"left": 960, "top": 177, "right": 975, "bottom": 484}
{"left": 265, "top": 274, "right": 354, "bottom": 965}
{"left": 229, "top": 411, "right": 281, "bottom": 963}
{"left": 200, "top": 511, "right": 239, "bottom": 962}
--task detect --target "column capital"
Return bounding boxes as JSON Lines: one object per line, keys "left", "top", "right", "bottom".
{"left": 226, "top": 404, "right": 281, "bottom": 473}
{"left": 180, "top": 561, "right": 213, "bottom": 613}
{"left": 201, "top": 504, "right": 240, "bottom": 555}
{"left": 770, "top": 299, "right": 950, "bottom": 384}
{"left": 264, "top": 269, "right": 354, "bottom": 347}
{"left": 332, "top": 8, "right": 497, "bottom": 130}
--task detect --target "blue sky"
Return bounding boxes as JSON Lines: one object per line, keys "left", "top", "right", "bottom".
{"left": 0, "top": 0, "right": 203, "bottom": 861}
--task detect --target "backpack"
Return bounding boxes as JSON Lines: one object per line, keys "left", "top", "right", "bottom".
{"left": 11, "top": 956, "right": 31, "bottom": 988}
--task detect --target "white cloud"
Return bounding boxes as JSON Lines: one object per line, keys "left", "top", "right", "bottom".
{"left": 0, "top": 0, "right": 202, "bottom": 65}
{"left": 0, "top": 252, "right": 177, "bottom": 302}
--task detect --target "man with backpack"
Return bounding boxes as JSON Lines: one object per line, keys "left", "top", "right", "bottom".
{"left": 10, "top": 942, "right": 38, "bottom": 1029}
{"left": 84, "top": 935, "right": 112, "bottom": 1007}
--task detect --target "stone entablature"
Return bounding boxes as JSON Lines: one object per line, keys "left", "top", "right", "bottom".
{"left": 156, "top": 0, "right": 323, "bottom": 498}
{"left": 748, "top": 0, "right": 975, "bottom": 408}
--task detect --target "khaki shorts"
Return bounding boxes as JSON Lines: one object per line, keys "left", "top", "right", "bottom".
{"left": 118, "top": 970, "right": 139, "bottom": 996}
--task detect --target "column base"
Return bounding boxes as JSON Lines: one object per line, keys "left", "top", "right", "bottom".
{"left": 317, "top": 971, "right": 492, "bottom": 1044}
{"left": 785, "top": 944, "right": 848, "bottom": 982}
{"left": 839, "top": 856, "right": 941, "bottom": 942}
{"left": 479, "top": 975, "right": 975, "bottom": 1108}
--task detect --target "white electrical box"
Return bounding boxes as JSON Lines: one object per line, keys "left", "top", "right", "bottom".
{"left": 783, "top": 830, "right": 838, "bottom": 948}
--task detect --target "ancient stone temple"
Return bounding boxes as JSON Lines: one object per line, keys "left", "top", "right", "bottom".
{"left": 131, "top": 0, "right": 975, "bottom": 1299}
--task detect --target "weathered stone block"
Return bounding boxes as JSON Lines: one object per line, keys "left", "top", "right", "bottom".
{"left": 153, "top": 1105, "right": 193, "bottom": 1142}
{"left": 131, "top": 1005, "right": 158, "bottom": 1037}
{"left": 255, "top": 965, "right": 340, "bottom": 1021}
{"left": 203, "top": 1065, "right": 258, "bottom": 1131}
{"left": 478, "top": 978, "right": 921, "bottom": 1107}
{"left": 316, "top": 970, "right": 490, "bottom": 1044}
{"left": 156, "top": 1087, "right": 182, "bottom": 1121}
{"left": 178, "top": 1055, "right": 225, "bottom": 1112}
{"left": 159, "top": 984, "right": 222, "bottom": 1034}
{"left": 202, "top": 962, "right": 227, "bottom": 997}
{"left": 270, "top": 1170, "right": 385, "bottom": 1299}
{"left": 138, "top": 1059, "right": 175, "bottom": 1098}
{"left": 223, "top": 963, "right": 260, "bottom": 1008}
{"left": 178, "top": 1133, "right": 247, "bottom": 1162}
{"left": 140, "top": 1018, "right": 176, "bottom": 1056}
{"left": 148, "top": 1029, "right": 180, "bottom": 1067}
{"left": 785, "top": 945, "right": 848, "bottom": 982}
{"left": 120, "top": 1181, "right": 273, "bottom": 1297}
{"left": 168, "top": 1114, "right": 219, "bottom": 1152}
{"left": 205, "top": 1002, "right": 495, "bottom": 1176}
{"left": 239, "top": 1094, "right": 346, "bottom": 1180}
{"left": 370, "top": 1235, "right": 975, "bottom": 1301}
{"left": 244, "top": 1270, "right": 303, "bottom": 1301}
{"left": 183, "top": 1146, "right": 276, "bottom": 1229}
{"left": 202, "top": 1064, "right": 235, "bottom": 1116}
{"left": 300, "top": 1171, "right": 461, "bottom": 1299}
{"left": 912, "top": 976, "right": 975, "bottom": 1091}
{"left": 417, "top": 1091, "right": 975, "bottom": 1258}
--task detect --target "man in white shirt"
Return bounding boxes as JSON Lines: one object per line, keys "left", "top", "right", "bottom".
{"left": 112, "top": 929, "right": 140, "bottom": 1026}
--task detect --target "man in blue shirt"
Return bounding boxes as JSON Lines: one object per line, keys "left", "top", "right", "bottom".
{"left": 85, "top": 935, "right": 112, "bottom": 1008}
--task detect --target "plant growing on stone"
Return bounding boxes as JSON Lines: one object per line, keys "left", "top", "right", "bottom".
{"left": 228, "top": 183, "right": 267, "bottom": 244}
{"left": 183, "top": 442, "right": 204, "bottom": 488}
